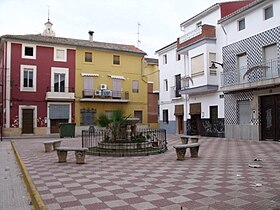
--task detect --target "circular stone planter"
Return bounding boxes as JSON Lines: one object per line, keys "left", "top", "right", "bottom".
{"left": 98, "top": 141, "right": 152, "bottom": 150}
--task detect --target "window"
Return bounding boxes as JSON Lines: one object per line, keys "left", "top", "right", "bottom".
{"left": 54, "top": 48, "right": 67, "bottom": 62}
{"left": 22, "top": 44, "right": 36, "bottom": 59}
{"left": 164, "top": 79, "right": 168, "bottom": 91}
{"left": 163, "top": 54, "right": 167, "bottom": 64}
{"left": 264, "top": 5, "right": 273, "bottom": 20}
{"left": 210, "top": 106, "right": 218, "bottom": 124}
{"left": 83, "top": 77, "right": 94, "bottom": 97}
{"left": 196, "top": 21, "right": 202, "bottom": 28}
{"left": 112, "top": 79, "right": 122, "bottom": 98}
{"left": 20, "top": 65, "right": 37, "bottom": 92}
{"left": 238, "top": 18, "right": 245, "bottom": 31}
{"left": 81, "top": 110, "right": 95, "bottom": 125}
{"left": 85, "top": 52, "right": 92, "bottom": 62}
{"left": 175, "top": 74, "right": 181, "bottom": 97}
{"left": 238, "top": 100, "right": 250, "bottom": 125}
{"left": 191, "top": 54, "right": 204, "bottom": 77}
{"left": 163, "top": 109, "right": 169, "bottom": 124}
{"left": 113, "top": 55, "right": 120, "bottom": 65}
{"left": 134, "top": 111, "right": 143, "bottom": 123}
{"left": 132, "top": 80, "right": 139, "bottom": 93}
{"left": 51, "top": 67, "right": 69, "bottom": 93}
{"left": 209, "top": 53, "right": 217, "bottom": 75}
{"left": 176, "top": 53, "right": 181, "bottom": 61}
{"left": 54, "top": 73, "right": 65, "bottom": 92}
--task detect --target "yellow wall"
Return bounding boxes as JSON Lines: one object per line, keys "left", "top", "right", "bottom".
{"left": 75, "top": 49, "right": 147, "bottom": 126}
{"left": 143, "top": 61, "right": 159, "bottom": 92}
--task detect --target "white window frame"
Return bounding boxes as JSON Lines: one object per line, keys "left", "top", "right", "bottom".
{"left": 264, "top": 5, "right": 273, "bottom": 20}
{"left": 18, "top": 105, "right": 37, "bottom": 128}
{"left": 51, "top": 67, "right": 69, "bottom": 92}
{"left": 20, "top": 65, "right": 37, "bottom": 92}
{"left": 54, "top": 47, "right": 67, "bottom": 62}
{"left": 238, "top": 18, "right": 245, "bottom": 31}
{"left": 22, "top": 44, "right": 36, "bottom": 59}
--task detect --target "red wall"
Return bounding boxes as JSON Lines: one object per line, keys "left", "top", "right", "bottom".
{"left": 220, "top": 1, "right": 254, "bottom": 18}
{"left": 9, "top": 43, "right": 76, "bottom": 127}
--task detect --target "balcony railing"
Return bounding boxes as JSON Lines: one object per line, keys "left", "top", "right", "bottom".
{"left": 81, "top": 89, "right": 129, "bottom": 102}
{"left": 221, "top": 59, "right": 280, "bottom": 90}
{"left": 46, "top": 86, "right": 75, "bottom": 101}
{"left": 177, "top": 25, "right": 216, "bottom": 51}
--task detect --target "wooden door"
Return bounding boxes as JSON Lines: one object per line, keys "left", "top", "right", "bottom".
{"left": 22, "top": 109, "right": 33, "bottom": 134}
{"left": 177, "top": 115, "right": 184, "bottom": 134}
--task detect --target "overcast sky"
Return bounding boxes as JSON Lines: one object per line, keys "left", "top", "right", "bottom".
{"left": 0, "top": 0, "right": 226, "bottom": 58}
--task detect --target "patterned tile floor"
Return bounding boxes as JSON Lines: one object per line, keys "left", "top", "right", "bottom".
{"left": 14, "top": 135, "right": 280, "bottom": 210}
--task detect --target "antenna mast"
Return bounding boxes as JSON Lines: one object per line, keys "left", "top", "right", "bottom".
{"left": 137, "top": 22, "right": 141, "bottom": 47}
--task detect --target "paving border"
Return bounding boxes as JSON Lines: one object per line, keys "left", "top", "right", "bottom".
{"left": 11, "top": 141, "right": 47, "bottom": 210}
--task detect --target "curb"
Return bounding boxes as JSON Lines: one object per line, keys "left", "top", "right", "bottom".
{"left": 11, "top": 141, "right": 47, "bottom": 210}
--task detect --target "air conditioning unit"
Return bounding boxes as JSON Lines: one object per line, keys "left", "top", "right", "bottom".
{"left": 100, "top": 84, "right": 107, "bottom": 90}
{"left": 102, "top": 90, "right": 112, "bottom": 97}
{"left": 94, "top": 90, "right": 102, "bottom": 96}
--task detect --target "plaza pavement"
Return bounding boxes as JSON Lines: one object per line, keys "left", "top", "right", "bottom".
{"left": 10, "top": 135, "right": 280, "bottom": 209}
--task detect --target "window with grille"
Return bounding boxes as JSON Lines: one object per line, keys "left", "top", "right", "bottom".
{"left": 85, "top": 52, "right": 92, "bottom": 62}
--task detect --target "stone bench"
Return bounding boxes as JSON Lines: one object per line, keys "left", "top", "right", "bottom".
{"left": 173, "top": 143, "right": 200, "bottom": 160}
{"left": 180, "top": 135, "right": 199, "bottom": 144}
{"left": 56, "top": 147, "right": 88, "bottom": 164}
{"left": 43, "top": 140, "right": 62, "bottom": 152}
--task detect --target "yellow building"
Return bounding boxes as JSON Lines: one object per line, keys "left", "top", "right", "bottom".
{"left": 75, "top": 35, "right": 148, "bottom": 129}
{"left": 143, "top": 58, "right": 159, "bottom": 128}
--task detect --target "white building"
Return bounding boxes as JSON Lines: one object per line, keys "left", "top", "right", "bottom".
{"left": 157, "top": 1, "right": 253, "bottom": 136}
{"left": 156, "top": 42, "right": 185, "bottom": 134}
{"left": 219, "top": 0, "right": 280, "bottom": 140}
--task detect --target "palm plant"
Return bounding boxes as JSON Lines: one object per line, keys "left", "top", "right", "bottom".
{"left": 97, "top": 110, "right": 129, "bottom": 142}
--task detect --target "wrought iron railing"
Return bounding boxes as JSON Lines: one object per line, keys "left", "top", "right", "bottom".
{"left": 82, "top": 128, "right": 167, "bottom": 156}
{"left": 221, "top": 59, "right": 280, "bottom": 87}
{"left": 82, "top": 89, "right": 129, "bottom": 100}
{"left": 46, "top": 86, "right": 75, "bottom": 92}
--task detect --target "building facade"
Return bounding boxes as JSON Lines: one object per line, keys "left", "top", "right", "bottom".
{"left": 156, "top": 42, "right": 186, "bottom": 134}
{"left": 157, "top": 1, "right": 253, "bottom": 136}
{"left": 0, "top": 22, "right": 151, "bottom": 137}
{"left": 0, "top": 21, "right": 76, "bottom": 136}
{"left": 75, "top": 33, "right": 148, "bottom": 129}
{"left": 219, "top": 0, "right": 280, "bottom": 140}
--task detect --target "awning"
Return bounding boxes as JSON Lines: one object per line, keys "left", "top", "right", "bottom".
{"left": 81, "top": 73, "right": 99, "bottom": 77}
{"left": 174, "top": 104, "right": 184, "bottom": 116}
{"left": 108, "top": 75, "right": 125, "bottom": 80}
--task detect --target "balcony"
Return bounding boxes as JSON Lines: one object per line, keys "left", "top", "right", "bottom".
{"left": 220, "top": 59, "right": 280, "bottom": 92}
{"left": 177, "top": 25, "right": 216, "bottom": 53}
{"left": 80, "top": 89, "right": 129, "bottom": 103}
{"left": 46, "top": 86, "right": 75, "bottom": 101}
{"left": 179, "top": 76, "right": 218, "bottom": 96}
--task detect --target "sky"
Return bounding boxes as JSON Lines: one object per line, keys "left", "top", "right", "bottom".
{"left": 0, "top": 0, "right": 226, "bottom": 58}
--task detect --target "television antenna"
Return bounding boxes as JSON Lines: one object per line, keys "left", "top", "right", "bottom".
{"left": 137, "top": 22, "right": 141, "bottom": 47}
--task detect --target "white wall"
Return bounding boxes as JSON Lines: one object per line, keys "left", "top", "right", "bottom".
{"left": 157, "top": 43, "right": 186, "bottom": 121}
{"left": 222, "top": 0, "right": 280, "bottom": 45}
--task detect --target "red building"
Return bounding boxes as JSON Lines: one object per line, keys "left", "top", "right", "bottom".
{"left": 0, "top": 20, "right": 75, "bottom": 136}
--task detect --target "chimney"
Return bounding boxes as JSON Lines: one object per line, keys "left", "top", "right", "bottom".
{"left": 88, "top": 30, "right": 94, "bottom": 42}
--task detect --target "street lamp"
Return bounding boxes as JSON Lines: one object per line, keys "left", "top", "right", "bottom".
{"left": 209, "top": 61, "right": 223, "bottom": 69}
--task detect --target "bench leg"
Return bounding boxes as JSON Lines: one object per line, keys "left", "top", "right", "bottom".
{"left": 44, "top": 143, "right": 52, "bottom": 152}
{"left": 75, "top": 151, "right": 86, "bottom": 164}
{"left": 53, "top": 142, "right": 61, "bottom": 150}
{"left": 181, "top": 137, "right": 188, "bottom": 144}
{"left": 190, "top": 146, "right": 199, "bottom": 158}
{"left": 57, "top": 150, "right": 68, "bottom": 163}
{"left": 175, "top": 148, "right": 186, "bottom": 160}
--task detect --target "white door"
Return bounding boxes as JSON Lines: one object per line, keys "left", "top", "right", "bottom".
{"left": 237, "top": 54, "right": 247, "bottom": 83}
